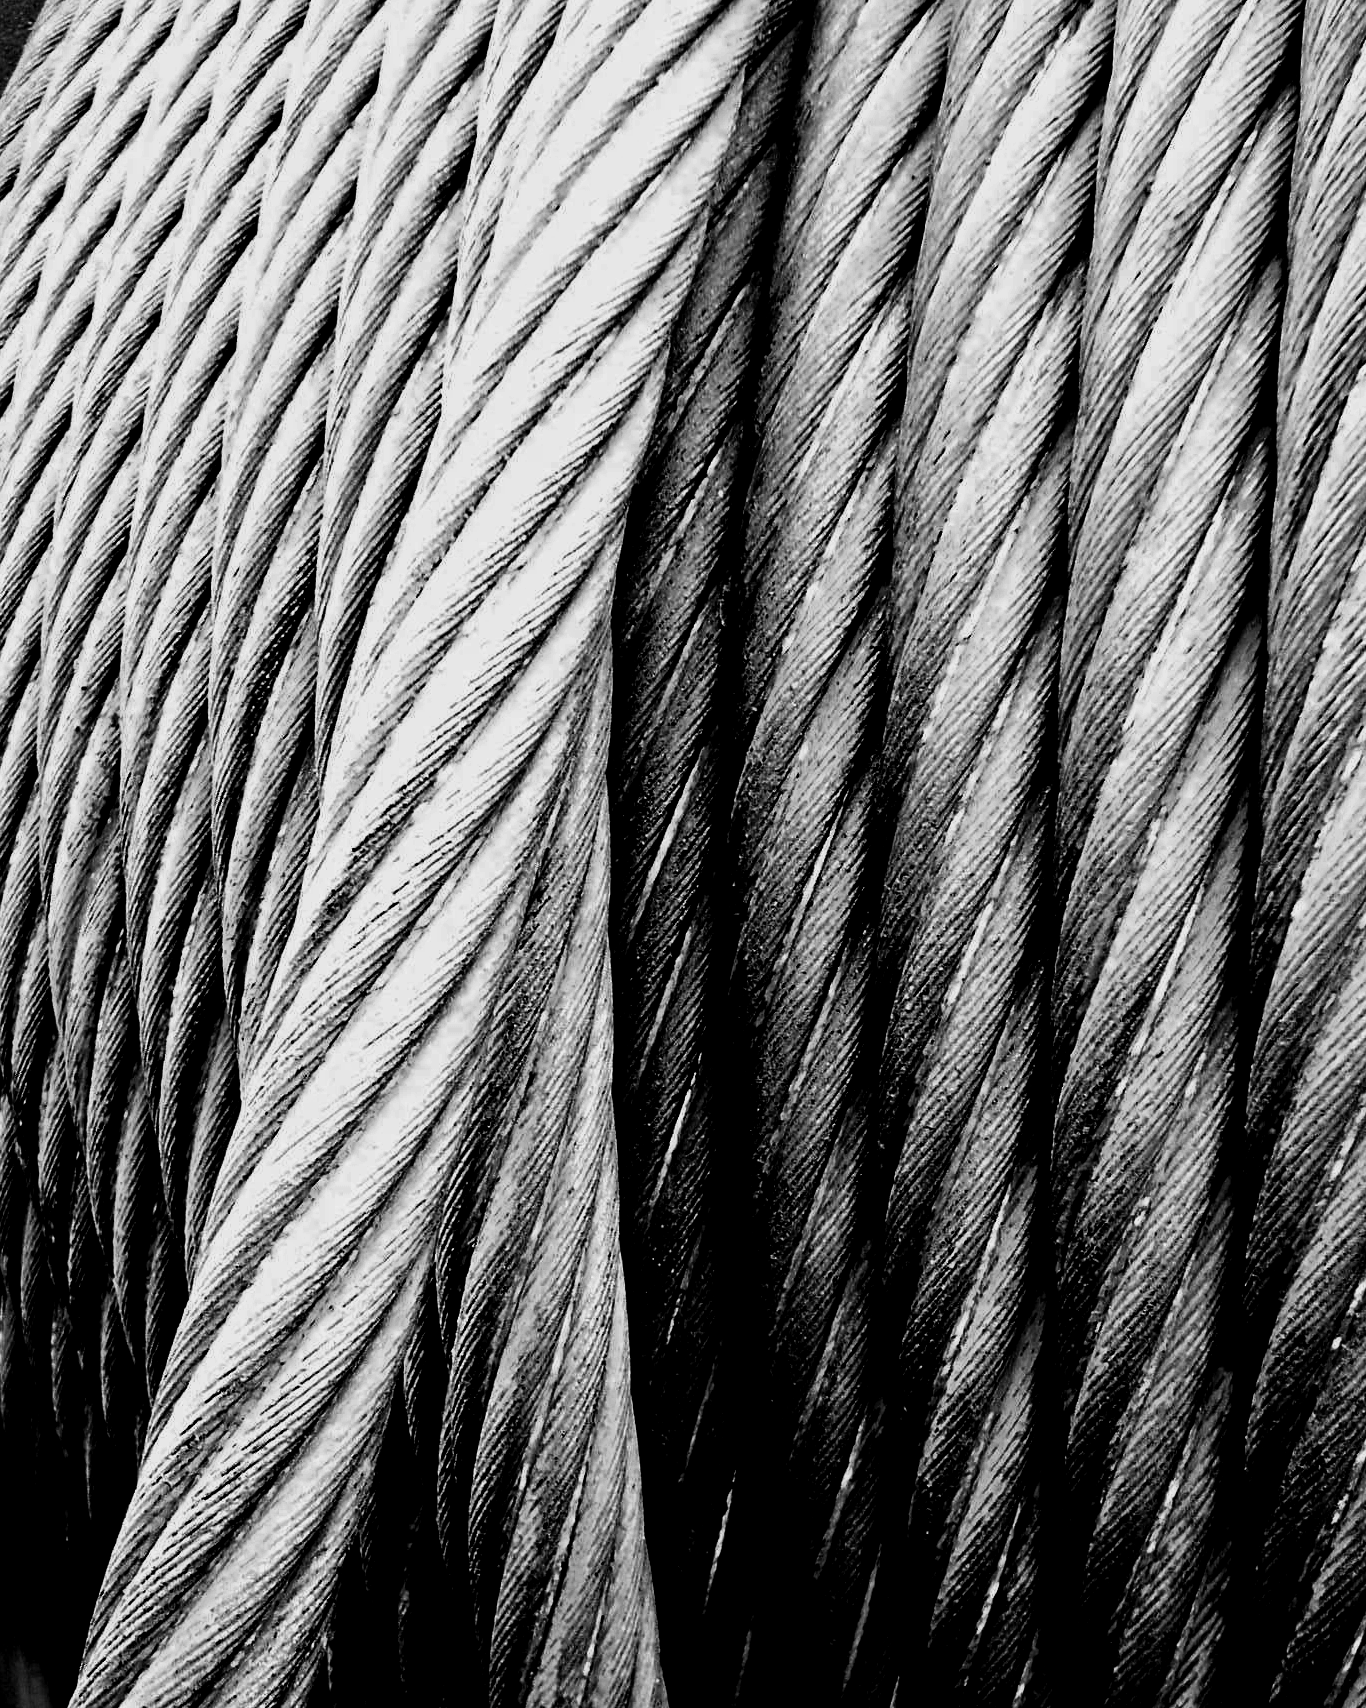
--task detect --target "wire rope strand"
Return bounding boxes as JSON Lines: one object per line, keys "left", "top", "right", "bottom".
{"left": 115, "top": 0, "right": 245, "bottom": 1298}
{"left": 35, "top": 0, "right": 221, "bottom": 1417}
{"left": 315, "top": 0, "right": 496, "bottom": 781}
{"left": 115, "top": 0, "right": 319, "bottom": 1297}
{"left": 1048, "top": 0, "right": 1296, "bottom": 1697}
{"left": 312, "top": 3, "right": 498, "bottom": 1687}
{"left": 0, "top": 0, "right": 180, "bottom": 1426}
{"left": 1240, "top": 6, "right": 1366, "bottom": 1701}
{"left": 71, "top": 4, "right": 763, "bottom": 1702}
{"left": 692, "top": 1, "right": 949, "bottom": 1698}
{"left": 209, "top": 0, "right": 387, "bottom": 1084}
{"left": 603, "top": 5, "right": 805, "bottom": 1686}
{"left": 0, "top": 0, "right": 102, "bottom": 1483}
{"left": 873, "top": 0, "right": 1109, "bottom": 1698}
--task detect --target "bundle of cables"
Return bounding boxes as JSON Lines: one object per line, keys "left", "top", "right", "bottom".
{"left": 0, "top": 0, "right": 1363, "bottom": 1704}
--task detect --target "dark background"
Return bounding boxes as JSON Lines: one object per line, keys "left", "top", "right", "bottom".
{"left": 0, "top": 0, "right": 44, "bottom": 99}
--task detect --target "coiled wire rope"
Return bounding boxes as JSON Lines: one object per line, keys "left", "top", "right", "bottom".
{"left": 71, "top": 2, "right": 767, "bottom": 1702}
{"left": 1240, "top": 4, "right": 1366, "bottom": 1702}
{"left": 604, "top": 3, "right": 804, "bottom": 1689}
{"left": 1048, "top": 0, "right": 1296, "bottom": 1697}
{"left": 874, "top": 0, "right": 1111, "bottom": 1698}
{"left": 697, "top": 1, "right": 949, "bottom": 1698}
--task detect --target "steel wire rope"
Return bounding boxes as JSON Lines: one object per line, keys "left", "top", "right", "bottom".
{"left": 209, "top": 0, "right": 387, "bottom": 1090}
{"left": 872, "top": 0, "right": 1110, "bottom": 1699}
{"left": 1238, "top": 5, "right": 1366, "bottom": 1701}
{"left": 308, "top": 2, "right": 496, "bottom": 1690}
{"left": 602, "top": 4, "right": 806, "bottom": 1690}
{"left": 45, "top": 0, "right": 260, "bottom": 1451}
{"left": 113, "top": 0, "right": 321, "bottom": 1324}
{"left": 1047, "top": 0, "right": 1297, "bottom": 1697}
{"left": 0, "top": 0, "right": 161, "bottom": 1484}
{"left": 114, "top": 0, "right": 249, "bottom": 1301}
{"left": 71, "top": 3, "right": 766, "bottom": 1702}
{"left": 23, "top": 0, "right": 191, "bottom": 1410}
{"left": 0, "top": 0, "right": 96, "bottom": 1490}
{"left": 692, "top": 0, "right": 950, "bottom": 1698}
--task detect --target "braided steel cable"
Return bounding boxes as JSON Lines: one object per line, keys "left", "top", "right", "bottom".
{"left": 0, "top": 0, "right": 166, "bottom": 1458}
{"left": 0, "top": 0, "right": 112, "bottom": 425}
{"left": 36, "top": 0, "right": 215, "bottom": 1413}
{"left": 314, "top": 3, "right": 496, "bottom": 1684}
{"left": 874, "top": 0, "right": 1114, "bottom": 1699}
{"left": 692, "top": 2, "right": 949, "bottom": 1698}
{"left": 1048, "top": 0, "right": 1296, "bottom": 1698}
{"left": 604, "top": 4, "right": 804, "bottom": 1681}
{"left": 316, "top": 0, "right": 493, "bottom": 780}
{"left": 210, "top": 0, "right": 386, "bottom": 1084}
{"left": 115, "top": 0, "right": 244, "bottom": 1297}
{"left": 1240, "top": 7, "right": 1366, "bottom": 1702}
{"left": 72, "top": 4, "right": 763, "bottom": 1702}
{"left": 115, "top": 0, "right": 317, "bottom": 1301}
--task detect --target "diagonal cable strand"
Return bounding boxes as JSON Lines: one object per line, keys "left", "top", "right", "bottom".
{"left": 1241, "top": 6, "right": 1366, "bottom": 1701}
{"left": 1048, "top": 0, "right": 1296, "bottom": 1697}
{"left": 3, "top": 0, "right": 181, "bottom": 1425}
{"left": 874, "top": 0, "right": 1110, "bottom": 1698}
{"left": 71, "top": 3, "right": 767, "bottom": 1701}
{"left": 701, "top": 1, "right": 949, "bottom": 1697}
{"left": 210, "top": 0, "right": 387, "bottom": 1084}
{"left": 604, "top": 3, "right": 805, "bottom": 1688}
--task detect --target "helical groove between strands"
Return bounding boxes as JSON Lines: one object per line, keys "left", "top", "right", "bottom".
{"left": 0, "top": 0, "right": 110, "bottom": 1513}
{"left": 71, "top": 3, "right": 766, "bottom": 1702}
{"left": 117, "top": 0, "right": 319, "bottom": 1307}
{"left": 116, "top": 0, "right": 248, "bottom": 1291}
{"left": 1049, "top": 0, "right": 1295, "bottom": 1698}
{"left": 210, "top": 0, "right": 385, "bottom": 1085}
{"left": 0, "top": 0, "right": 132, "bottom": 1455}
{"left": 1241, "top": 5, "right": 1366, "bottom": 1702}
{"left": 604, "top": 2, "right": 803, "bottom": 1685}
{"left": 874, "top": 0, "right": 1111, "bottom": 1697}
{"left": 702, "top": 1, "right": 947, "bottom": 1698}
{"left": 7, "top": 0, "right": 182, "bottom": 1429}
{"left": 311, "top": 0, "right": 496, "bottom": 1685}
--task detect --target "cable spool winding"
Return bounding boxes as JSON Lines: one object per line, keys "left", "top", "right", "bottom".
{"left": 316, "top": 0, "right": 494, "bottom": 781}
{"left": 72, "top": 3, "right": 762, "bottom": 1702}
{"left": 874, "top": 0, "right": 1111, "bottom": 1698}
{"left": 1241, "top": 6, "right": 1366, "bottom": 1702}
{"left": 604, "top": 3, "right": 804, "bottom": 1682}
{"left": 0, "top": 0, "right": 177, "bottom": 1437}
{"left": 210, "top": 0, "right": 387, "bottom": 1087}
{"left": 313, "top": 2, "right": 496, "bottom": 1688}
{"left": 1049, "top": 0, "right": 1296, "bottom": 1697}
{"left": 37, "top": 0, "right": 234, "bottom": 1416}
{"left": 116, "top": 0, "right": 325, "bottom": 1315}
{"left": 693, "top": 1, "right": 947, "bottom": 1697}
{"left": 115, "top": 0, "right": 246, "bottom": 1300}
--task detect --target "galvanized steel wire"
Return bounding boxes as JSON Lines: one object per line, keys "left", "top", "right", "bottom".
{"left": 16, "top": 0, "right": 1366, "bottom": 1703}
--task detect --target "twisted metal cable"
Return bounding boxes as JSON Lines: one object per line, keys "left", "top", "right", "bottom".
{"left": 316, "top": 0, "right": 494, "bottom": 780}
{"left": 72, "top": 4, "right": 762, "bottom": 1701}
{"left": 0, "top": 0, "right": 110, "bottom": 425}
{"left": 0, "top": 0, "right": 172, "bottom": 1442}
{"left": 604, "top": 3, "right": 804, "bottom": 1682}
{"left": 1239, "top": 7, "right": 1366, "bottom": 1702}
{"left": 115, "top": 0, "right": 317, "bottom": 1304}
{"left": 36, "top": 0, "right": 217, "bottom": 1415}
{"left": 115, "top": 0, "right": 245, "bottom": 1299}
{"left": 690, "top": 2, "right": 949, "bottom": 1698}
{"left": 314, "top": 2, "right": 497, "bottom": 1684}
{"left": 874, "top": 0, "right": 1112, "bottom": 1699}
{"left": 1048, "top": 0, "right": 1296, "bottom": 1698}
{"left": 0, "top": 0, "right": 92, "bottom": 1469}
{"left": 210, "top": 0, "right": 385, "bottom": 1084}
